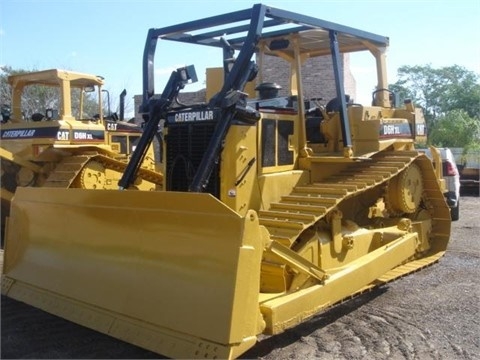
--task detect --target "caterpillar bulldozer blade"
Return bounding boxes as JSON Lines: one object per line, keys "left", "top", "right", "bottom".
{"left": 2, "top": 187, "right": 268, "bottom": 359}
{"left": 2, "top": 4, "right": 451, "bottom": 359}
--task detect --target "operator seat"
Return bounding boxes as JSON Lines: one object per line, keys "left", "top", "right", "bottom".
{"left": 326, "top": 94, "right": 350, "bottom": 113}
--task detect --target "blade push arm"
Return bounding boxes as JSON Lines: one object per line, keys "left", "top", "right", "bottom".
{"left": 188, "top": 4, "right": 266, "bottom": 192}
{"left": 118, "top": 65, "right": 197, "bottom": 190}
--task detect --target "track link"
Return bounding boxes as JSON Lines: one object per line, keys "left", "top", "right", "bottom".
{"left": 43, "top": 155, "right": 93, "bottom": 188}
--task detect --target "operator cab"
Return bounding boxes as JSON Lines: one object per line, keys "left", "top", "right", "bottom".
{"left": 6, "top": 69, "right": 105, "bottom": 123}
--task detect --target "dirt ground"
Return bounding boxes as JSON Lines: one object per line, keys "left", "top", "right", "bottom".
{"left": 1, "top": 195, "right": 479, "bottom": 359}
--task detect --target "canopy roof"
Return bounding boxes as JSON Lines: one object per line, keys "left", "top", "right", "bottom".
{"left": 148, "top": 3, "right": 389, "bottom": 56}
{"left": 8, "top": 69, "right": 104, "bottom": 88}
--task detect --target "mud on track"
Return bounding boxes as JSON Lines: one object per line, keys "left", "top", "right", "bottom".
{"left": 1, "top": 196, "right": 479, "bottom": 359}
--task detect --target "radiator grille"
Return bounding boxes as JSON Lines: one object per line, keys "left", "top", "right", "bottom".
{"left": 165, "top": 120, "right": 220, "bottom": 196}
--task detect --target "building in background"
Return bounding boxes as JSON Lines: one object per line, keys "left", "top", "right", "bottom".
{"left": 134, "top": 54, "right": 355, "bottom": 122}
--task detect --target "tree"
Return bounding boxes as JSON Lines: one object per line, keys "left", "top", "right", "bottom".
{"left": 390, "top": 64, "right": 480, "bottom": 149}
{"left": 428, "top": 109, "right": 480, "bottom": 149}
{"left": 439, "top": 66, "right": 480, "bottom": 119}
{"left": 391, "top": 64, "right": 480, "bottom": 125}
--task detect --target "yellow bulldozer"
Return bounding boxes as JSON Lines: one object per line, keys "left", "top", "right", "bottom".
{"left": 2, "top": 4, "right": 451, "bottom": 359}
{"left": 0, "top": 69, "right": 163, "bottom": 234}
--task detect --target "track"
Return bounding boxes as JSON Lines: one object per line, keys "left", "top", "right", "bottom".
{"left": 43, "top": 153, "right": 163, "bottom": 189}
{"left": 258, "top": 150, "right": 451, "bottom": 284}
{"left": 259, "top": 151, "right": 448, "bottom": 243}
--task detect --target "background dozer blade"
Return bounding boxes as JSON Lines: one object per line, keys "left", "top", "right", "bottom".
{"left": 2, "top": 187, "right": 269, "bottom": 359}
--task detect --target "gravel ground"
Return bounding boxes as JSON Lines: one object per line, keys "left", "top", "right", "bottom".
{"left": 1, "top": 195, "right": 479, "bottom": 359}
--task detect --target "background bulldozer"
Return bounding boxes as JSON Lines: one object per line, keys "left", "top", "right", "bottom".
{"left": 2, "top": 4, "right": 451, "bottom": 359}
{"left": 0, "top": 69, "right": 163, "bottom": 235}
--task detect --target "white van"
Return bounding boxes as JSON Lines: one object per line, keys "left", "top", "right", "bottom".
{"left": 419, "top": 147, "right": 461, "bottom": 220}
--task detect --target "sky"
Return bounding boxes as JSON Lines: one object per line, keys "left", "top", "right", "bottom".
{"left": 1, "top": 0, "right": 479, "bottom": 116}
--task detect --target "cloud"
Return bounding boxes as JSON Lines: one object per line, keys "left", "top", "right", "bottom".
{"left": 0, "top": 28, "right": 4, "bottom": 36}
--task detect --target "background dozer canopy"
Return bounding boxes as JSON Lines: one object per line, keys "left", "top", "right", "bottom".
{"left": 8, "top": 69, "right": 106, "bottom": 122}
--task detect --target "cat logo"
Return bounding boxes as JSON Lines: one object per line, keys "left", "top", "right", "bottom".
{"left": 174, "top": 110, "right": 214, "bottom": 122}
{"left": 57, "top": 130, "right": 70, "bottom": 140}
{"left": 416, "top": 124, "right": 426, "bottom": 136}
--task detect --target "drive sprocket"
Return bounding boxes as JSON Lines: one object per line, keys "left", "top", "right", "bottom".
{"left": 385, "top": 163, "right": 423, "bottom": 215}
{"left": 78, "top": 160, "right": 106, "bottom": 189}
